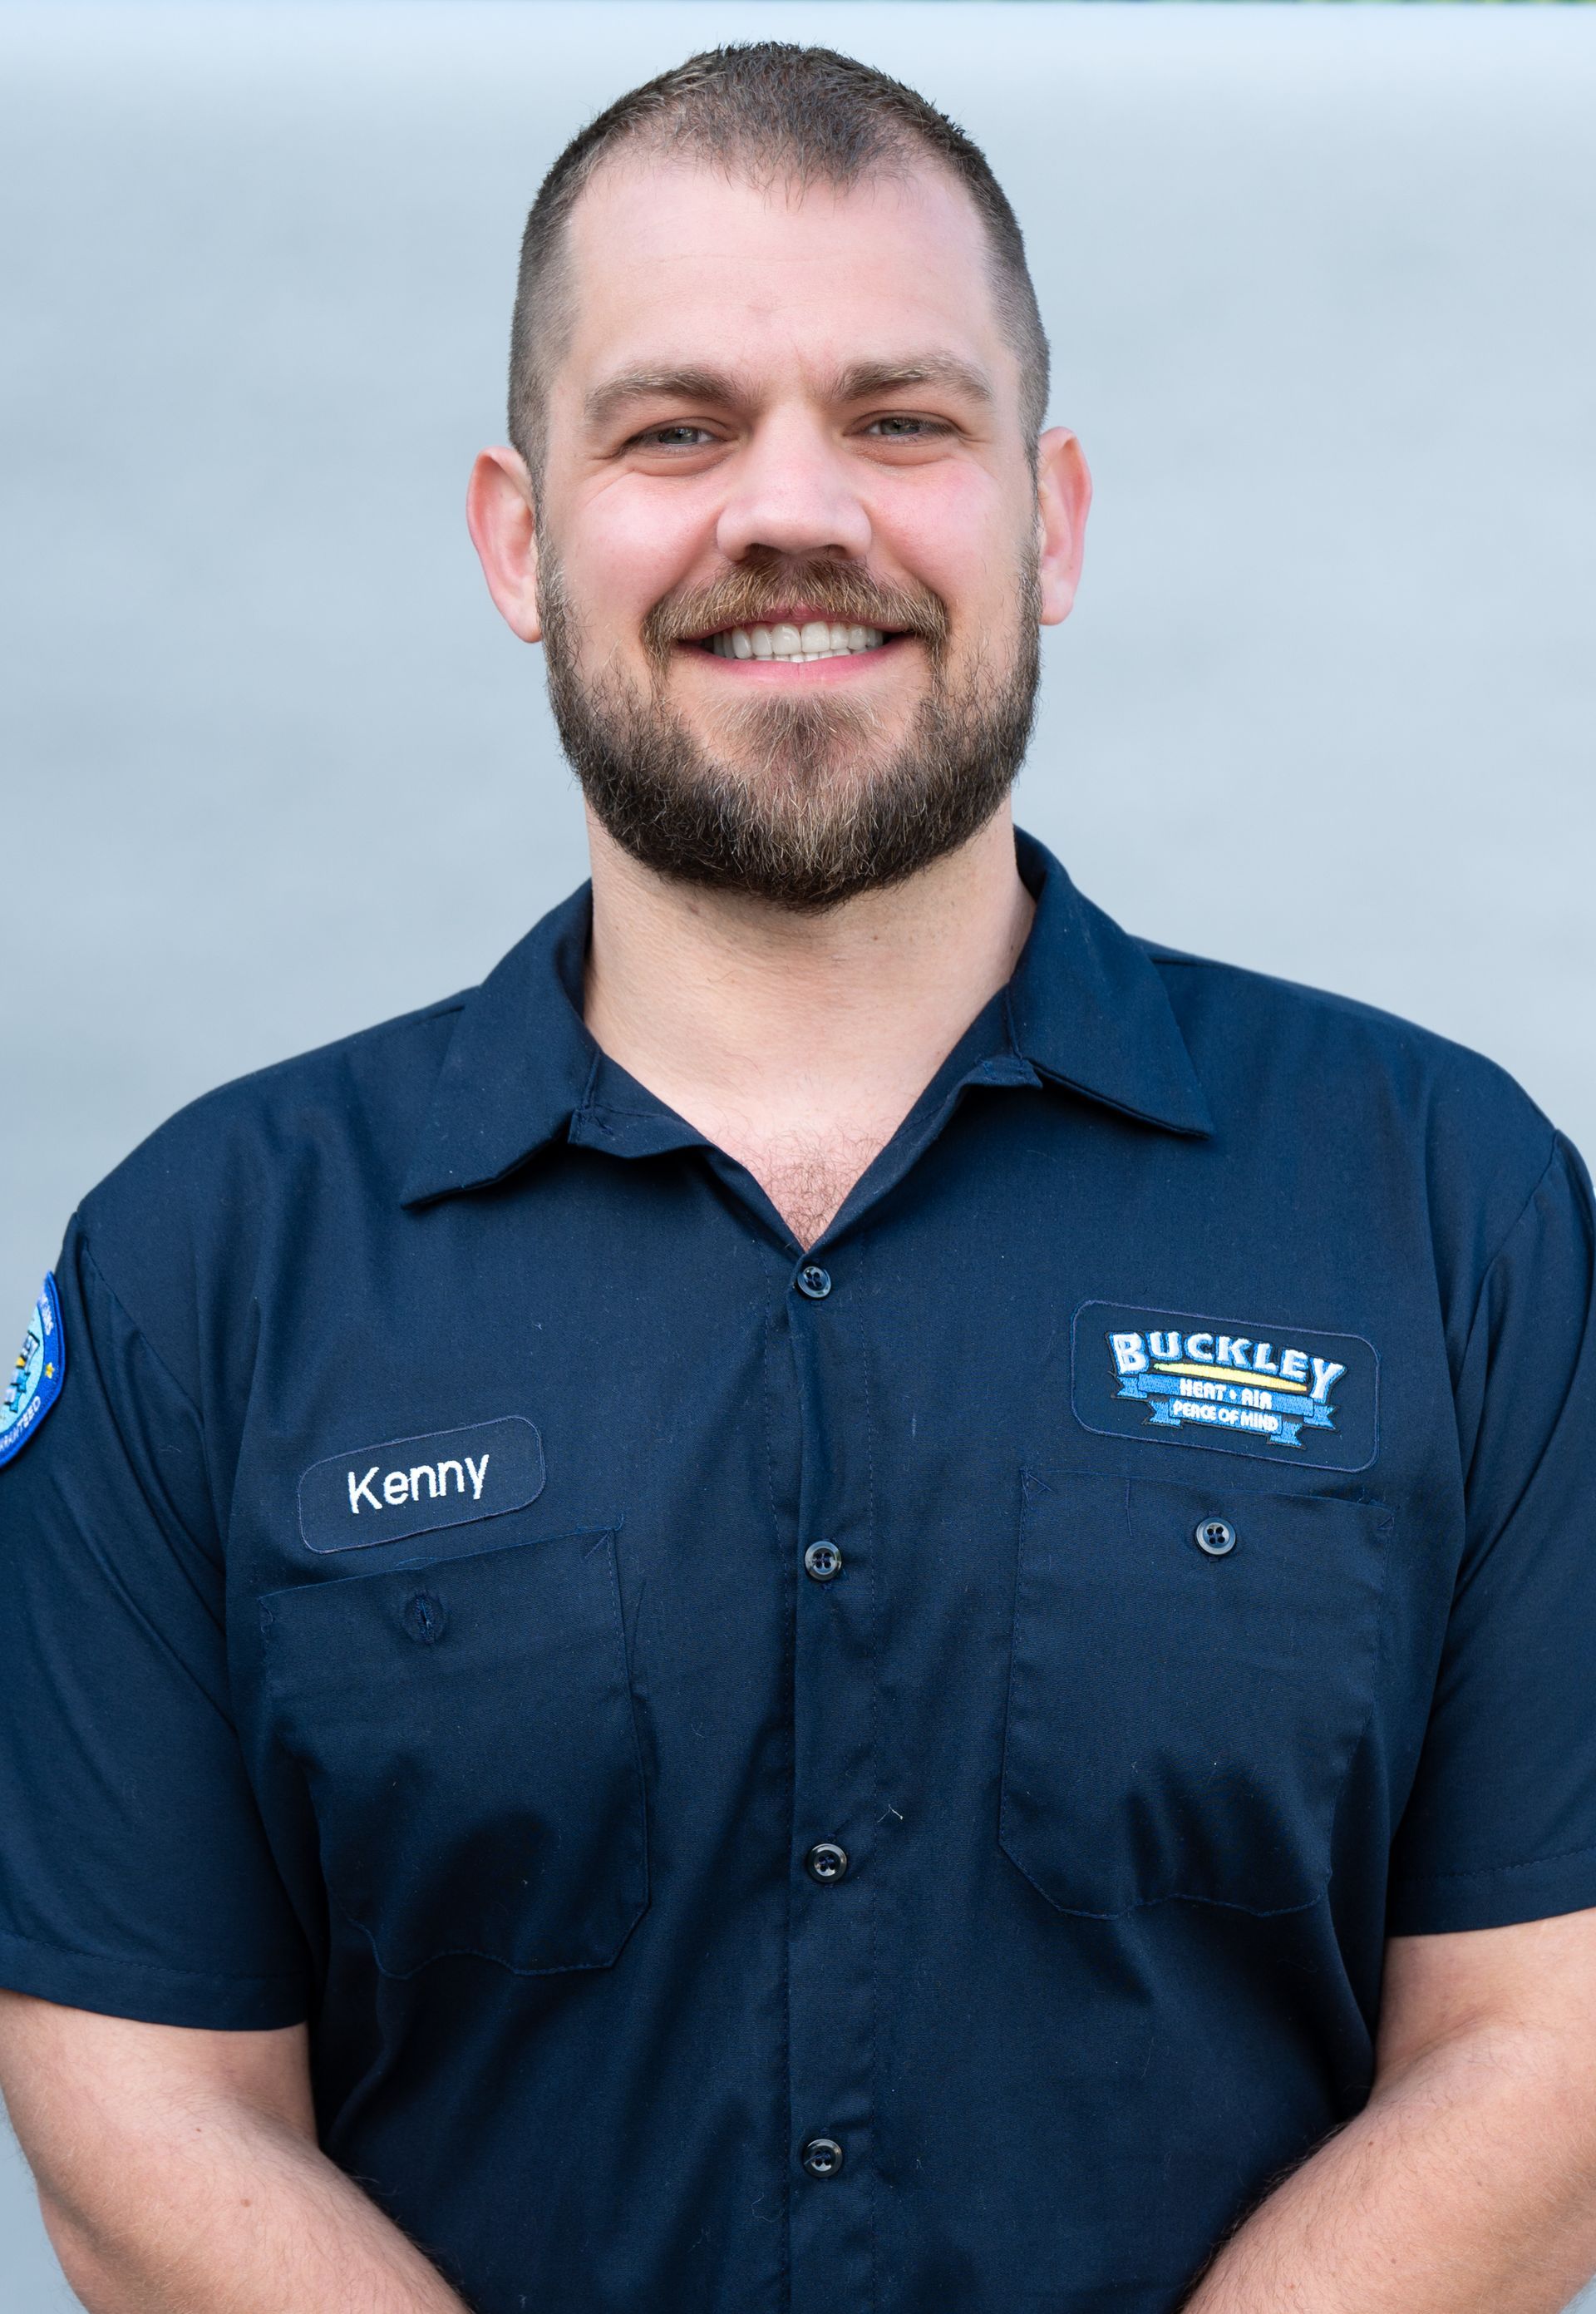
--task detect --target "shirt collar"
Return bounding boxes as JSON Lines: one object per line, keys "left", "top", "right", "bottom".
{"left": 1004, "top": 829, "right": 1214, "bottom": 1138}
{"left": 399, "top": 827, "right": 1211, "bottom": 1208}
{"left": 400, "top": 883, "right": 599, "bottom": 1208}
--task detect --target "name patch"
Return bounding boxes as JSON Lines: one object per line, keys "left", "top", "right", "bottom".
{"left": 298, "top": 1416, "right": 545, "bottom": 1553}
{"left": 0, "top": 1275, "right": 65, "bottom": 1470}
{"left": 1071, "top": 1300, "right": 1377, "bottom": 1471}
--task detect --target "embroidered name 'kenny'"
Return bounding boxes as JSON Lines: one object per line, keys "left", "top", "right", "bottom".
{"left": 347, "top": 1452, "right": 491, "bottom": 1515}
{"left": 297, "top": 1415, "right": 545, "bottom": 1553}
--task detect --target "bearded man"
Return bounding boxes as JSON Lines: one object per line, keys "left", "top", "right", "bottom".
{"left": 2, "top": 42, "right": 1595, "bottom": 2314}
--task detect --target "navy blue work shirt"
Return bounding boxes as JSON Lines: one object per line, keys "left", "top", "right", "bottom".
{"left": 4, "top": 831, "right": 1596, "bottom": 2314}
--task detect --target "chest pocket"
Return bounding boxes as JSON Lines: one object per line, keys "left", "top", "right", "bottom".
{"left": 259, "top": 1529, "right": 648, "bottom": 1976}
{"left": 999, "top": 1468, "right": 1392, "bottom": 1918}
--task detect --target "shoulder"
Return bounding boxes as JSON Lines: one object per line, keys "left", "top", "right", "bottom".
{"left": 84, "top": 989, "right": 470, "bottom": 1231}
{"left": 1141, "top": 937, "right": 1561, "bottom": 1267}
{"left": 71, "top": 991, "right": 470, "bottom": 1394}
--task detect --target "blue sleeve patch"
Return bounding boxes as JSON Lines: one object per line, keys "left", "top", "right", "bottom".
{"left": 0, "top": 1274, "right": 66, "bottom": 1468}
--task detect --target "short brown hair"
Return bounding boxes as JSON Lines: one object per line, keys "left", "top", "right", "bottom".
{"left": 508, "top": 42, "right": 1051, "bottom": 484}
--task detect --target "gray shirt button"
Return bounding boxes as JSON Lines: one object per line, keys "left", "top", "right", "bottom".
{"left": 1194, "top": 1517, "right": 1237, "bottom": 1557}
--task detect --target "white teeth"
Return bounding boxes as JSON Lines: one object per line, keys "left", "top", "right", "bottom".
{"left": 704, "top": 622, "right": 889, "bottom": 664}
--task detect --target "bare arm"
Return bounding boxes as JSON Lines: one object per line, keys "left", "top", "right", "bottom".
{"left": 1185, "top": 1907, "right": 1596, "bottom": 2314}
{"left": 0, "top": 1991, "right": 470, "bottom": 2314}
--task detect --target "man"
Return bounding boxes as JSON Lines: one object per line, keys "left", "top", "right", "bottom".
{"left": 2, "top": 41, "right": 1594, "bottom": 2314}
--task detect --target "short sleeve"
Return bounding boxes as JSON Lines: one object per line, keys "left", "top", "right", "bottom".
{"left": 1388, "top": 1132, "right": 1596, "bottom": 1933}
{"left": 0, "top": 1219, "right": 308, "bottom": 2025}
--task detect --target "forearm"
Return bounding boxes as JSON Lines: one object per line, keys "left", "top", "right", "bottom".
{"left": 37, "top": 2094, "right": 470, "bottom": 2314}
{"left": 1184, "top": 2025, "right": 1596, "bottom": 2314}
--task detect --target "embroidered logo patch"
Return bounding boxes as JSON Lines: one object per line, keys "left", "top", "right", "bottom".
{"left": 298, "top": 1415, "right": 545, "bottom": 1553}
{"left": 1071, "top": 1300, "right": 1378, "bottom": 1472}
{"left": 1, "top": 1275, "right": 66, "bottom": 1470}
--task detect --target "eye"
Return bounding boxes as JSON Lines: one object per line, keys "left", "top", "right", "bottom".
{"left": 863, "top": 414, "right": 953, "bottom": 441}
{"left": 631, "top": 423, "right": 718, "bottom": 451}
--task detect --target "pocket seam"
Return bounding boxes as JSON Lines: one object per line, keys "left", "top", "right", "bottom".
{"left": 259, "top": 1525, "right": 651, "bottom": 1977}
{"left": 998, "top": 1467, "right": 1395, "bottom": 1921}
{"left": 997, "top": 1468, "right": 1055, "bottom": 1911}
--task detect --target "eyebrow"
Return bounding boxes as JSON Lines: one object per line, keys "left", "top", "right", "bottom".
{"left": 584, "top": 352, "right": 996, "bottom": 433}
{"left": 584, "top": 367, "right": 739, "bottom": 432}
{"left": 829, "top": 356, "right": 994, "bottom": 408}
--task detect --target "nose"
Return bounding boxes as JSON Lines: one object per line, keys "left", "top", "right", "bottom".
{"left": 714, "top": 408, "right": 873, "bottom": 567}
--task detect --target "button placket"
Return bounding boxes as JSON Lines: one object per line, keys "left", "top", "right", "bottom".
{"left": 783, "top": 1252, "right": 875, "bottom": 2311}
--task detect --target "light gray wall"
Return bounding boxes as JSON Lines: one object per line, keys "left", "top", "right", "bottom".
{"left": 2, "top": 5, "right": 1593, "bottom": 2307}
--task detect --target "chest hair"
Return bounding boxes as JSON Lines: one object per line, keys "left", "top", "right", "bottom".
{"left": 741, "top": 1123, "right": 893, "bottom": 1251}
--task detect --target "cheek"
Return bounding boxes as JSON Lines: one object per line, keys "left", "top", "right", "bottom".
{"left": 870, "top": 464, "right": 1023, "bottom": 622}
{"left": 562, "top": 479, "right": 716, "bottom": 643}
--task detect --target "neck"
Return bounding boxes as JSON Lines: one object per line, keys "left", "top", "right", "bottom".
{"left": 581, "top": 807, "right": 1035, "bottom": 1246}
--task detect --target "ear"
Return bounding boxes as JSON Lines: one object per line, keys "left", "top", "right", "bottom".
{"left": 1034, "top": 427, "right": 1092, "bottom": 627}
{"left": 466, "top": 447, "right": 543, "bottom": 644}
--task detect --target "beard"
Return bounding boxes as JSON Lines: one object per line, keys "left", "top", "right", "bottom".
{"left": 539, "top": 548, "right": 1041, "bottom": 912}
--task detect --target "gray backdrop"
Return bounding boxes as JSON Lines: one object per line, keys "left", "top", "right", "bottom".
{"left": 2, "top": 4, "right": 1594, "bottom": 2306}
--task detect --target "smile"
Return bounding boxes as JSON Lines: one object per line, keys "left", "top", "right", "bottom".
{"left": 698, "top": 621, "right": 892, "bottom": 664}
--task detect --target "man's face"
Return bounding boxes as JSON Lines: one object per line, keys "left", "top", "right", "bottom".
{"left": 480, "top": 155, "right": 1086, "bottom": 907}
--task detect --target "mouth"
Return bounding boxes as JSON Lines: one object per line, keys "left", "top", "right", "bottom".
{"left": 690, "top": 616, "right": 903, "bottom": 666}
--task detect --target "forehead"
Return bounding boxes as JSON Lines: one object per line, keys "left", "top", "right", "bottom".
{"left": 556, "top": 154, "right": 1014, "bottom": 406}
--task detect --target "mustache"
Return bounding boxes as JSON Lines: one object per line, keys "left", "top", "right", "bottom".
{"left": 641, "top": 560, "right": 950, "bottom": 663}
